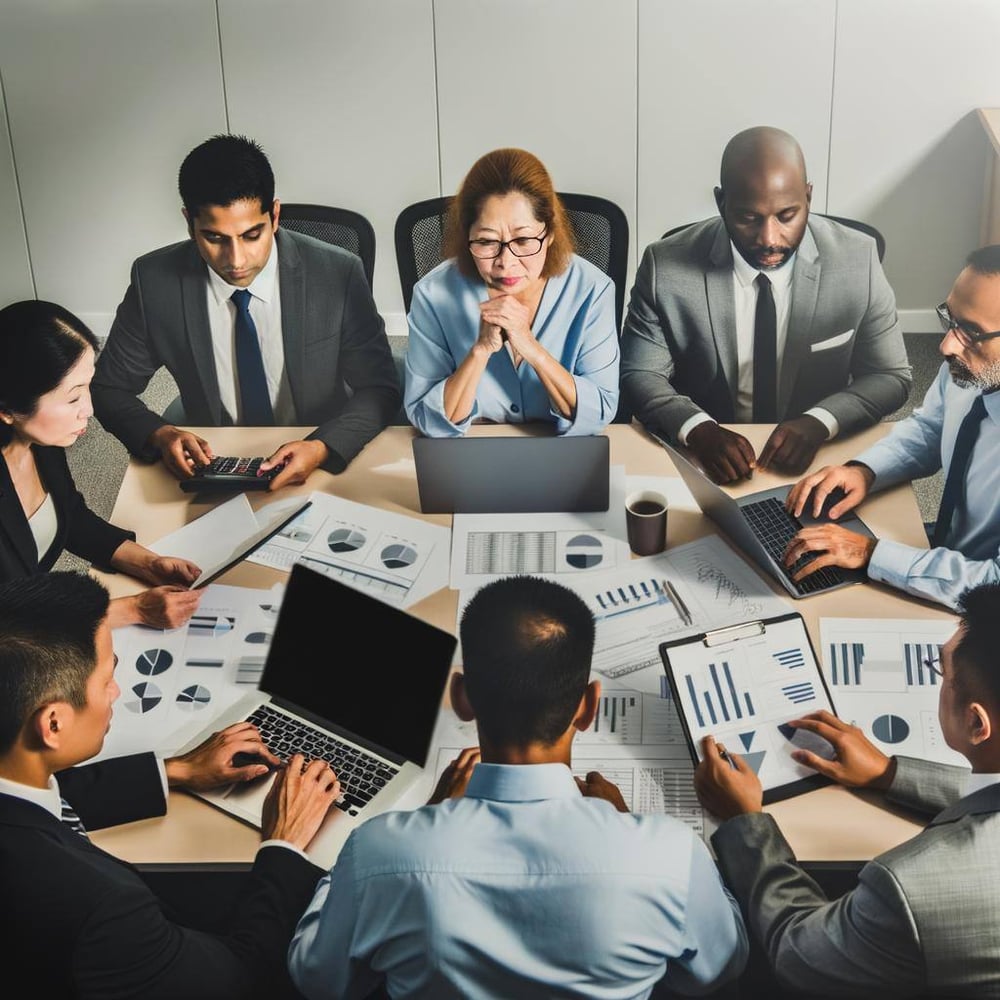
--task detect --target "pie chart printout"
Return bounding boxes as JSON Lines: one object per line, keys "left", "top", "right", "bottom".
{"left": 565, "top": 534, "right": 603, "bottom": 570}
{"left": 125, "top": 681, "right": 162, "bottom": 714}
{"left": 328, "top": 528, "right": 366, "bottom": 554}
{"left": 136, "top": 649, "right": 173, "bottom": 676}
{"left": 176, "top": 685, "right": 213, "bottom": 711}
{"left": 382, "top": 543, "right": 417, "bottom": 569}
{"left": 872, "top": 714, "right": 910, "bottom": 744}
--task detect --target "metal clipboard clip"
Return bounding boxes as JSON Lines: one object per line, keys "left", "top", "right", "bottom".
{"left": 702, "top": 620, "right": 765, "bottom": 647}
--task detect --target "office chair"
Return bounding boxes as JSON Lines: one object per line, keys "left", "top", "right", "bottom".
{"left": 660, "top": 213, "right": 886, "bottom": 262}
{"left": 280, "top": 203, "right": 377, "bottom": 289}
{"left": 394, "top": 191, "right": 632, "bottom": 422}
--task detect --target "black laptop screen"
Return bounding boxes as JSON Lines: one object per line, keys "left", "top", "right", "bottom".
{"left": 260, "top": 564, "right": 456, "bottom": 766}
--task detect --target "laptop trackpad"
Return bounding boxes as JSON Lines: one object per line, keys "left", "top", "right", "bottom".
{"left": 221, "top": 773, "right": 277, "bottom": 816}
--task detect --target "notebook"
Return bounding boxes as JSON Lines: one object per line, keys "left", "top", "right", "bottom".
{"left": 412, "top": 434, "right": 610, "bottom": 513}
{"left": 175, "top": 563, "right": 457, "bottom": 866}
{"left": 657, "top": 437, "right": 876, "bottom": 599}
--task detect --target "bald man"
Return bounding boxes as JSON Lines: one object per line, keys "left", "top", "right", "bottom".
{"left": 621, "top": 126, "right": 911, "bottom": 483}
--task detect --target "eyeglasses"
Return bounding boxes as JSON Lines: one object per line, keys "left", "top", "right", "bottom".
{"left": 468, "top": 231, "right": 548, "bottom": 260}
{"left": 936, "top": 303, "right": 1000, "bottom": 348}
{"left": 923, "top": 657, "right": 944, "bottom": 680}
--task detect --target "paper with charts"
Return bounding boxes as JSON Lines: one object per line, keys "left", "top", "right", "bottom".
{"left": 425, "top": 685, "right": 716, "bottom": 841}
{"left": 101, "top": 583, "right": 284, "bottom": 761}
{"left": 820, "top": 617, "right": 965, "bottom": 767}
{"left": 246, "top": 490, "right": 449, "bottom": 607}
{"left": 447, "top": 465, "right": 631, "bottom": 590}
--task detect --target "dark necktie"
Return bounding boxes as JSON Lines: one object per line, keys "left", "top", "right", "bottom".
{"left": 752, "top": 273, "right": 778, "bottom": 422}
{"left": 931, "top": 393, "right": 987, "bottom": 547}
{"left": 231, "top": 289, "right": 274, "bottom": 425}
{"left": 60, "top": 797, "right": 90, "bottom": 840}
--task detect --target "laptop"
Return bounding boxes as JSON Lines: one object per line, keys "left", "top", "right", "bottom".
{"left": 657, "top": 437, "right": 876, "bottom": 599}
{"left": 412, "top": 434, "right": 610, "bottom": 513}
{"left": 176, "top": 563, "right": 457, "bottom": 866}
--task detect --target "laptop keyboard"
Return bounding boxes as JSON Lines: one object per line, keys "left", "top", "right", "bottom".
{"left": 246, "top": 703, "right": 400, "bottom": 817}
{"left": 740, "top": 497, "right": 846, "bottom": 596}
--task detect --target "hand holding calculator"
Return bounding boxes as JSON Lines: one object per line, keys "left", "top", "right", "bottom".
{"left": 179, "top": 455, "right": 280, "bottom": 493}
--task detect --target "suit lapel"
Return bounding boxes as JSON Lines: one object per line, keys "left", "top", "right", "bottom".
{"left": 276, "top": 230, "right": 306, "bottom": 422}
{"left": 0, "top": 449, "right": 37, "bottom": 573}
{"left": 778, "top": 225, "right": 820, "bottom": 418}
{"left": 706, "top": 224, "right": 738, "bottom": 406}
{"left": 179, "top": 245, "right": 224, "bottom": 424}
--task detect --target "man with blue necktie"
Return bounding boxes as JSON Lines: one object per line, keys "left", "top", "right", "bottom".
{"left": 92, "top": 134, "right": 400, "bottom": 490}
{"left": 782, "top": 244, "right": 1000, "bottom": 609}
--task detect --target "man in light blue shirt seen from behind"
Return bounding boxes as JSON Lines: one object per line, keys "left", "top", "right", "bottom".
{"left": 781, "top": 245, "right": 1000, "bottom": 610}
{"left": 288, "top": 575, "right": 748, "bottom": 1000}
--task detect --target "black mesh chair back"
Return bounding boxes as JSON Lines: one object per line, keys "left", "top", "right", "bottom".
{"left": 661, "top": 213, "right": 886, "bottom": 263}
{"left": 280, "top": 203, "right": 377, "bottom": 288}
{"left": 394, "top": 196, "right": 454, "bottom": 313}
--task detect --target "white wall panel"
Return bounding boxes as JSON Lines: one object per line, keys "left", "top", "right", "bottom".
{"left": 831, "top": 0, "right": 1000, "bottom": 310}
{"left": 434, "top": 0, "right": 638, "bottom": 272}
{"left": 0, "top": 79, "right": 33, "bottom": 306}
{"left": 220, "top": 0, "right": 439, "bottom": 318}
{"left": 0, "top": 1, "right": 226, "bottom": 327}
{"left": 637, "top": 0, "right": 836, "bottom": 262}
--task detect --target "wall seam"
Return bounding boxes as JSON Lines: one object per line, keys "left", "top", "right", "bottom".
{"left": 431, "top": 0, "right": 443, "bottom": 195}
{"left": 215, "top": 1, "right": 231, "bottom": 132}
{"left": 0, "top": 63, "right": 36, "bottom": 297}
{"left": 825, "top": 0, "right": 839, "bottom": 213}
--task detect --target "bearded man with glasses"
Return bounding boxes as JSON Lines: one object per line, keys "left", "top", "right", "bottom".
{"left": 781, "top": 244, "right": 1000, "bottom": 609}
{"left": 403, "top": 148, "right": 620, "bottom": 436}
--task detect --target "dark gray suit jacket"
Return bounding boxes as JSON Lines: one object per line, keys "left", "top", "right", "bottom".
{"left": 92, "top": 228, "right": 401, "bottom": 473}
{"left": 620, "top": 215, "right": 912, "bottom": 442}
{"left": 713, "top": 756, "right": 1000, "bottom": 997}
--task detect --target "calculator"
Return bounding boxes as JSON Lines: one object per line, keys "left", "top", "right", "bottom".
{"left": 179, "top": 456, "right": 279, "bottom": 492}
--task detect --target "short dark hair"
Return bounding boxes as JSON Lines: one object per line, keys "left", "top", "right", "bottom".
{"left": 443, "top": 148, "right": 575, "bottom": 280}
{"left": 952, "top": 583, "right": 1000, "bottom": 706}
{"left": 178, "top": 134, "right": 275, "bottom": 220}
{"left": 0, "top": 300, "right": 99, "bottom": 446}
{"left": 0, "top": 572, "right": 109, "bottom": 754}
{"left": 966, "top": 245, "right": 1000, "bottom": 276}
{"left": 459, "top": 576, "right": 595, "bottom": 747}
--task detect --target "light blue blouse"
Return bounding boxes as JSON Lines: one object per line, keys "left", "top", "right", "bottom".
{"left": 403, "top": 255, "right": 620, "bottom": 436}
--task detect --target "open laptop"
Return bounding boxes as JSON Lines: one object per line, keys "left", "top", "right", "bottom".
{"left": 176, "top": 563, "right": 456, "bottom": 866}
{"left": 657, "top": 437, "right": 876, "bottom": 599}
{"left": 412, "top": 434, "right": 610, "bottom": 513}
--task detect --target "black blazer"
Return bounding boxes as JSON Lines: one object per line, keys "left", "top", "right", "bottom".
{"left": 0, "top": 444, "right": 132, "bottom": 582}
{"left": 0, "top": 754, "right": 323, "bottom": 998}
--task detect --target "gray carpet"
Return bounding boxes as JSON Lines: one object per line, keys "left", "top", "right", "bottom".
{"left": 60, "top": 333, "right": 943, "bottom": 571}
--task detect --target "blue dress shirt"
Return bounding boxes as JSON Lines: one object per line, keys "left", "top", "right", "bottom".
{"left": 288, "top": 762, "right": 747, "bottom": 1000}
{"left": 403, "top": 255, "right": 621, "bottom": 437}
{"left": 855, "top": 361, "right": 1000, "bottom": 608}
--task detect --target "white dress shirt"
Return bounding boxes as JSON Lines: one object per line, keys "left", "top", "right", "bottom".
{"left": 204, "top": 243, "right": 295, "bottom": 424}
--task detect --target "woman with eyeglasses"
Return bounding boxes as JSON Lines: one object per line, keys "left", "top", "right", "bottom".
{"left": 0, "top": 299, "right": 203, "bottom": 629}
{"left": 403, "top": 148, "right": 620, "bottom": 436}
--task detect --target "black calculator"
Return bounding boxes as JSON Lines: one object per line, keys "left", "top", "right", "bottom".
{"left": 179, "top": 456, "right": 278, "bottom": 492}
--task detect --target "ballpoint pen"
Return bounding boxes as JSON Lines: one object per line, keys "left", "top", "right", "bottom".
{"left": 663, "top": 579, "right": 693, "bottom": 626}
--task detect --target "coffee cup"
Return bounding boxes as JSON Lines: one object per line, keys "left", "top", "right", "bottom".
{"left": 625, "top": 490, "right": 668, "bottom": 556}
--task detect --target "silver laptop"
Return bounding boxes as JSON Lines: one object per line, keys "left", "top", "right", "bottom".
{"left": 176, "top": 563, "right": 456, "bottom": 866}
{"left": 412, "top": 434, "right": 610, "bottom": 513}
{"left": 657, "top": 437, "right": 876, "bottom": 599}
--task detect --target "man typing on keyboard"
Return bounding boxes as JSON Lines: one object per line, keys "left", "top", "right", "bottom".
{"left": 782, "top": 246, "right": 1000, "bottom": 611}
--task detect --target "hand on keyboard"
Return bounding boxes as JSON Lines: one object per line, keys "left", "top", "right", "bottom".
{"left": 261, "top": 753, "right": 341, "bottom": 850}
{"left": 783, "top": 524, "right": 878, "bottom": 585}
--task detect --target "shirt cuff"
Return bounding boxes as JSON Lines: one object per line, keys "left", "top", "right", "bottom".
{"left": 153, "top": 758, "right": 169, "bottom": 803}
{"left": 678, "top": 412, "right": 714, "bottom": 446}
{"left": 258, "top": 839, "right": 312, "bottom": 861}
{"left": 803, "top": 407, "right": 838, "bottom": 439}
{"left": 866, "top": 538, "right": 917, "bottom": 590}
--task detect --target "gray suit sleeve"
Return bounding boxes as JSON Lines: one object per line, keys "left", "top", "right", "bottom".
{"left": 91, "top": 262, "right": 169, "bottom": 461}
{"left": 306, "top": 256, "right": 401, "bottom": 474}
{"left": 620, "top": 245, "right": 706, "bottom": 441}
{"left": 886, "top": 755, "right": 970, "bottom": 816}
{"left": 809, "top": 241, "right": 911, "bottom": 433}
{"left": 712, "top": 812, "right": 925, "bottom": 996}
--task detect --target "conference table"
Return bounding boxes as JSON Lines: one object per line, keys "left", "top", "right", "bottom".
{"left": 91, "top": 420, "right": 954, "bottom": 870}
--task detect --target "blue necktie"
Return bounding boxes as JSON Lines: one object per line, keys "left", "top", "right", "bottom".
{"left": 931, "top": 393, "right": 987, "bottom": 548}
{"left": 60, "top": 797, "right": 90, "bottom": 840}
{"left": 231, "top": 289, "right": 274, "bottom": 425}
{"left": 752, "top": 273, "right": 777, "bottom": 422}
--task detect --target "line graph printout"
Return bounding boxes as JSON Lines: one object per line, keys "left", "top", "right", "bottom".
{"left": 247, "top": 491, "right": 449, "bottom": 607}
{"left": 456, "top": 535, "right": 788, "bottom": 696}
{"left": 103, "top": 583, "right": 285, "bottom": 761}
{"left": 819, "top": 617, "right": 964, "bottom": 767}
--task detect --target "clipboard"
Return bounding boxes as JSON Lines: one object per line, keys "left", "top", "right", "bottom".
{"left": 659, "top": 611, "right": 836, "bottom": 803}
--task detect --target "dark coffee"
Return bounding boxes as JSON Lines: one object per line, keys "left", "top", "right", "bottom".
{"left": 630, "top": 499, "right": 664, "bottom": 516}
